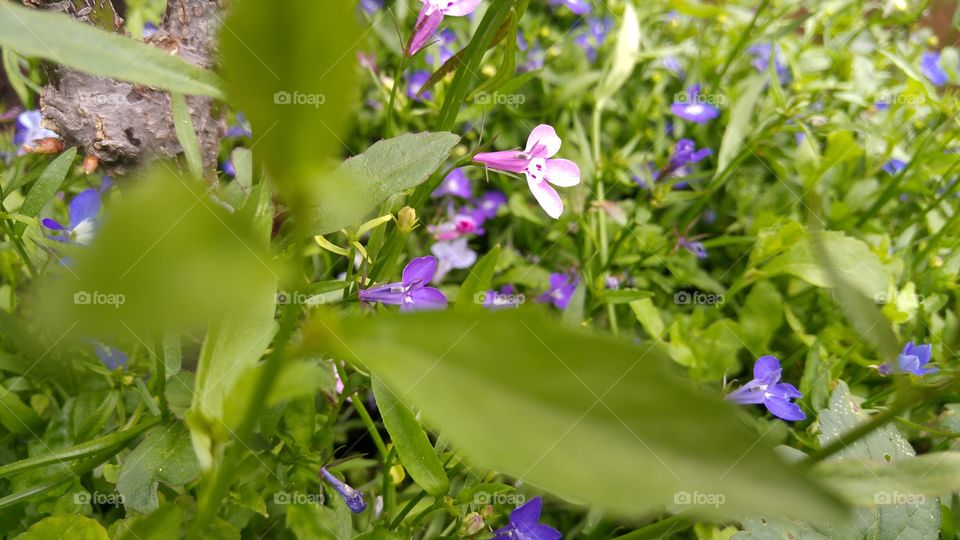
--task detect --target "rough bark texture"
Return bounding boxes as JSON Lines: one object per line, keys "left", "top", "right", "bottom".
{"left": 34, "top": 0, "right": 223, "bottom": 175}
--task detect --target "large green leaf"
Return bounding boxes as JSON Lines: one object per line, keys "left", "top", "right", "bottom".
{"left": 323, "top": 308, "right": 845, "bottom": 521}
{"left": 220, "top": 0, "right": 360, "bottom": 210}
{"left": 113, "top": 503, "right": 183, "bottom": 540}
{"left": 0, "top": 2, "right": 223, "bottom": 98}
{"left": 14, "top": 515, "right": 109, "bottom": 540}
{"left": 813, "top": 452, "right": 960, "bottom": 506}
{"left": 307, "top": 132, "right": 460, "bottom": 234}
{"left": 117, "top": 423, "right": 201, "bottom": 514}
{"left": 14, "top": 148, "right": 77, "bottom": 234}
{"left": 715, "top": 76, "right": 766, "bottom": 176}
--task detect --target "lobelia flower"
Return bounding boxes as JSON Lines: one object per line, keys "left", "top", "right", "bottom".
{"left": 747, "top": 43, "right": 790, "bottom": 82}
{"left": 428, "top": 210, "right": 483, "bottom": 241}
{"left": 653, "top": 139, "right": 712, "bottom": 182}
{"left": 432, "top": 168, "right": 473, "bottom": 199}
{"left": 426, "top": 29, "right": 458, "bottom": 65}
{"left": 471, "top": 191, "right": 508, "bottom": 221}
{"left": 225, "top": 112, "right": 252, "bottom": 138}
{"left": 358, "top": 256, "right": 448, "bottom": 311}
{"left": 548, "top": 0, "right": 590, "bottom": 15}
{"left": 574, "top": 17, "right": 614, "bottom": 63}
{"left": 473, "top": 125, "right": 581, "bottom": 219}
{"left": 670, "top": 85, "right": 720, "bottom": 124}
{"left": 673, "top": 224, "right": 708, "bottom": 259}
{"left": 883, "top": 158, "right": 906, "bottom": 175}
{"left": 517, "top": 31, "right": 546, "bottom": 72}
{"left": 320, "top": 467, "right": 367, "bottom": 513}
{"left": 877, "top": 342, "right": 937, "bottom": 376}
{"left": 537, "top": 273, "right": 578, "bottom": 310}
{"left": 430, "top": 238, "right": 477, "bottom": 282}
{"left": 14, "top": 111, "right": 59, "bottom": 155}
{"left": 406, "top": 0, "right": 481, "bottom": 57}
{"left": 407, "top": 70, "right": 433, "bottom": 101}
{"left": 920, "top": 51, "right": 948, "bottom": 87}
{"left": 42, "top": 189, "right": 101, "bottom": 245}
{"left": 493, "top": 496, "right": 562, "bottom": 540}
{"left": 660, "top": 56, "right": 685, "bottom": 78}
{"left": 93, "top": 343, "right": 127, "bottom": 370}
{"left": 725, "top": 355, "right": 806, "bottom": 421}
{"left": 360, "top": 0, "right": 383, "bottom": 14}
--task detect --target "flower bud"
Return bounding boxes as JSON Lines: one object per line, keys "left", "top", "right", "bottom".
{"left": 397, "top": 206, "right": 418, "bottom": 234}
{"left": 459, "top": 512, "right": 484, "bottom": 536}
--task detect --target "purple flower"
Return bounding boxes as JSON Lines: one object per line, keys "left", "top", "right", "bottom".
{"left": 430, "top": 238, "right": 477, "bottom": 282}
{"left": 142, "top": 21, "right": 158, "bottom": 39}
{"left": 358, "top": 256, "right": 448, "bottom": 311}
{"left": 428, "top": 211, "right": 483, "bottom": 241}
{"left": 879, "top": 342, "right": 937, "bottom": 376}
{"left": 747, "top": 43, "right": 790, "bottom": 82}
{"left": 407, "top": 0, "right": 481, "bottom": 56}
{"left": 661, "top": 57, "right": 684, "bottom": 78}
{"left": 492, "top": 497, "right": 562, "bottom": 540}
{"left": 653, "top": 139, "right": 712, "bottom": 182}
{"left": 548, "top": 0, "right": 591, "bottom": 15}
{"left": 518, "top": 31, "right": 546, "bottom": 72}
{"left": 225, "top": 112, "right": 252, "bottom": 138}
{"left": 670, "top": 86, "right": 720, "bottom": 124}
{"left": 426, "top": 29, "right": 458, "bottom": 65}
{"left": 432, "top": 168, "right": 473, "bottom": 198}
{"left": 14, "top": 111, "right": 59, "bottom": 155}
{"left": 94, "top": 343, "right": 127, "bottom": 370}
{"left": 677, "top": 237, "right": 707, "bottom": 259}
{"left": 471, "top": 191, "right": 508, "bottom": 221}
{"left": 474, "top": 125, "right": 581, "bottom": 219}
{"left": 407, "top": 70, "right": 433, "bottom": 101}
{"left": 360, "top": 0, "right": 383, "bottom": 14}
{"left": 573, "top": 17, "right": 613, "bottom": 63}
{"left": 920, "top": 51, "right": 948, "bottom": 87}
{"left": 883, "top": 158, "right": 906, "bottom": 175}
{"left": 725, "top": 356, "right": 806, "bottom": 422}
{"left": 42, "top": 189, "right": 101, "bottom": 245}
{"left": 221, "top": 158, "right": 236, "bottom": 177}
{"left": 482, "top": 284, "right": 523, "bottom": 310}
{"left": 537, "top": 273, "right": 578, "bottom": 310}
{"left": 320, "top": 467, "right": 367, "bottom": 513}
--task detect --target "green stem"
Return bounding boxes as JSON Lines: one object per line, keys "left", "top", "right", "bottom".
{"left": 352, "top": 390, "right": 389, "bottom": 460}
{"left": 385, "top": 55, "right": 410, "bottom": 137}
{"left": 0, "top": 452, "right": 112, "bottom": 511}
{"left": 713, "top": 0, "right": 770, "bottom": 86}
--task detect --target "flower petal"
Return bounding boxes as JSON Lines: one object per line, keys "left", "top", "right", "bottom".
{"left": 764, "top": 397, "right": 806, "bottom": 421}
{"left": 401, "top": 287, "right": 448, "bottom": 311}
{"left": 68, "top": 189, "right": 101, "bottom": 229}
{"left": 753, "top": 355, "right": 781, "bottom": 382}
{"left": 443, "top": 0, "right": 483, "bottom": 16}
{"left": 544, "top": 158, "right": 580, "bottom": 187}
{"left": 41, "top": 218, "right": 67, "bottom": 231}
{"left": 407, "top": 7, "right": 444, "bottom": 56}
{"left": 402, "top": 256, "right": 438, "bottom": 285}
{"left": 525, "top": 124, "right": 562, "bottom": 157}
{"left": 769, "top": 383, "right": 802, "bottom": 399}
{"left": 724, "top": 380, "right": 766, "bottom": 405}
{"left": 358, "top": 283, "right": 405, "bottom": 305}
{"left": 511, "top": 496, "right": 543, "bottom": 525}
{"left": 526, "top": 174, "right": 564, "bottom": 219}
{"left": 474, "top": 150, "right": 529, "bottom": 174}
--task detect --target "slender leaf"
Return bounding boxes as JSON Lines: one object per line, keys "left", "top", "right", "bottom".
{"left": 14, "top": 147, "right": 77, "bottom": 235}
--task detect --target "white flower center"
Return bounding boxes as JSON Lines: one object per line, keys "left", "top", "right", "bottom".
{"left": 526, "top": 157, "right": 547, "bottom": 181}
{"left": 72, "top": 219, "right": 96, "bottom": 245}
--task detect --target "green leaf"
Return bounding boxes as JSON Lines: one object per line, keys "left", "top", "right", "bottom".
{"left": 455, "top": 245, "right": 501, "bottom": 310}
{"left": 117, "top": 423, "right": 201, "bottom": 513}
{"left": 738, "top": 281, "right": 783, "bottom": 355}
{"left": 812, "top": 452, "right": 960, "bottom": 506}
{"left": 220, "top": 0, "right": 360, "bottom": 209}
{"left": 0, "top": 386, "right": 42, "bottom": 435}
{"left": 113, "top": 503, "right": 183, "bottom": 540}
{"left": 597, "top": 1, "right": 640, "bottom": 101}
{"left": 14, "top": 515, "right": 109, "bottom": 540}
{"left": 170, "top": 93, "right": 203, "bottom": 178}
{"left": 715, "top": 76, "right": 766, "bottom": 176}
{"left": 372, "top": 376, "right": 449, "bottom": 496}
{"left": 307, "top": 132, "right": 460, "bottom": 234}
{"left": 0, "top": 2, "right": 223, "bottom": 98}
{"left": 629, "top": 298, "right": 664, "bottom": 339}
{"left": 324, "top": 308, "right": 845, "bottom": 521}
{"left": 14, "top": 148, "right": 77, "bottom": 235}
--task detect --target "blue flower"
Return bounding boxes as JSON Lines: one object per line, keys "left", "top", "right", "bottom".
{"left": 358, "top": 256, "right": 448, "bottom": 311}
{"left": 677, "top": 237, "right": 707, "bottom": 259}
{"left": 320, "top": 467, "right": 367, "bottom": 513}
{"left": 747, "top": 43, "right": 790, "bottom": 82}
{"left": 432, "top": 168, "right": 473, "bottom": 199}
{"left": 537, "top": 273, "right": 578, "bottom": 310}
{"left": 14, "top": 111, "right": 59, "bottom": 155}
{"left": 573, "top": 17, "right": 613, "bottom": 63}
{"left": 42, "top": 189, "right": 101, "bottom": 245}
{"left": 548, "top": 0, "right": 590, "bottom": 15}
{"left": 517, "top": 31, "right": 546, "bottom": 72}
{"left": 670, "top": 86, "right": 720, "bottom": 124}
{"left": 471, "top": 191, "right": 508, "bottom": 222}
{"left": 725, "top": 356, "right": 806, "bottom": 422}
{"left": 920, "top": 51, "right": 948, "bottom": 87}
{"left": 879, "top": 342, "right": 937, "bottom": 376}
{"left": 94, "top": 343, "right": 127, "bottom": 370}
{"left": 225, "top": 112, "right": 252, "bottom": 138}
{"left": 882, "top": 158, "right": 906, "bottom": 175}
{"left": 406, "top": 70, "right": 432, "bottom": 101}
{"left": 660, "top": 56, "right": 684, "bottom": 78}
{"left": 360, "top": 0, "right": 383, "bottom": 14}
{"left": 493, "top": 497, "right": 562, "bottom": 540}
{"left": 431, "top": 238, "right": 477, "bottom": 282}
{"left": 426, "top": 29, "right": 458, "bottom": 65}
{"left": 653, "top": 138, "right": 712, "bottom": 182}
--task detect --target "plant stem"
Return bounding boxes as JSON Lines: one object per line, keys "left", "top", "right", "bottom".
{"left": 352, "top": 390, "right": 389, "bottom": 460}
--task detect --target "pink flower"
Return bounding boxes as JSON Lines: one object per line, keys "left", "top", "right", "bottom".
{"left": 473, "top": 125, "right": 580, "bottom": 219}
{"left": 407, "top": 0, "right": 482, "bottom": 56}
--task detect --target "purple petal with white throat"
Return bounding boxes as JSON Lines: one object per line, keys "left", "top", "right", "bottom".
{"left": 402, "top": 256, "right": 438, "bottom": 285}
{"left": 525, "top": 124, "right": 562, "bottom": 158}
{"left": 545, "top": 158, "right": 580, "bottom": 187}
{"left": 526, "top": 174, "right": 563, "bottom": 219}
